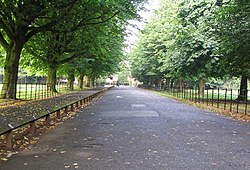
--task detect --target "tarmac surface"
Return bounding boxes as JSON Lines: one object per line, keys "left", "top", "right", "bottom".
{"left": 1, "top": 86, "right": 250, "bottom": 170}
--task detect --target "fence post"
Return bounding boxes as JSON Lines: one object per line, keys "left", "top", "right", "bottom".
{"left": 245, "top": 89, "right": 248, "bottom": 115}
{"left": 201, "top": 89, "right": 205, "bottom": 104}
{"left": 56, "top": 110, "right": 61, "bottom": 119}
{"left": 42, "top": 83, "right": 44, "bottom": 99}
{"left": 198, "top": 87, "right": 200, "bottom": 103}
{"left": 35, "top": 83, "right": 37, "bottom": 100}
{"left": 212, "top": 88, "right": 214, "bottom": 107}
{"left": 70, "top": 104, "right": 74, "bottom": 112}
{"left": 50, "top": 83, "right": 53, "bottom": 97}
{"left": 217, "top": 88, "right": 220, "bottom": 108}
{"left": 194, "top": 86, "right": 197, "bottom": 103}
{"left": 30, "top": 83, "right": 33, "bottom": 99}
{"left": 45, "top": 115, "right": 50, "bottom": 126}
{"left": 25, "top": 83, "right": 28, "bottom": 100}
{"left": 38, "top": 83, "right": 40, "bottom": 99}
{"left": 5, "top": 131, "right": 13, "bottom": 149}
{"left": 189, "top": 88, "right": 191, "bottom": 101}
{"left": 30, "top": 122, "right": 36, "bottom": 135}
{"left": 191, "top": 88, "right": 194, "bottom": 101}
{"left": 45, "top": 83, "right": 48, "bottom": 98}
{"left": 230, "top": 89, "right": 233, "bottom": 112}
{"left": 183, "top": 86, "right": 186, "bottom": 99}
{"left": 224, "top": 88, "right": 227, "bottom": 110}
{"left": 178, "top": 87, "right": 179, "bottom": 98}
{"left": 206, "top": 88, "right": 209, "bottom": 106}
{"left": 236, "top": 89, "right": 239, "bottom": 113}
{"left": 64, "top": 106, "right": 68, "bottom": 114}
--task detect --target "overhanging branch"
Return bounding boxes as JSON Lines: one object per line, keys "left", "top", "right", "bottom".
{"left": 59, "top": 51, "right": 95, "bottom": 64}
{"left": 0, "top": 32, "right": 9, "bottom": 50}
{"left": 0, "top": 19, "right": 14, "bottom": 40}
{"left": 24, "top": 20, "right": 58, "bottom": 43}
{"left": 85, "top": 11, "right": 120, "bottom": 26}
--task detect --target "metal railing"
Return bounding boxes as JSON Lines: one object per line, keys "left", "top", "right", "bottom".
{"left": 0, "top": 83, "right": 78, "bottom": 104}
{"left": 0, "top": 86, "right": 113, "bottom": 149}
{"left": 158, "top": 87, "right": 249, "bottom": 115}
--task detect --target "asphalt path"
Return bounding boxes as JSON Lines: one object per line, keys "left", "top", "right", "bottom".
{"left": 1, "top": 86, "right": 250, "bottom": 170}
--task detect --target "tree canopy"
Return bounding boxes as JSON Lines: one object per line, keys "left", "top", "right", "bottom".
{"left": 0, "top": 0, "right": 146, "bottom": 98}
{"left": 129, "top": 0, "right": 249, "bottom": 94}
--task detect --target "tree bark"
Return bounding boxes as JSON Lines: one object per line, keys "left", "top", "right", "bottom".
{"left": 164, "top": 78, "right": 170, "bottom": 89}
{"left": 179, "top": 77, "right": 184, "bottom": 91}
{"left": 1, "top": 43, "right": 23, "bottom": 99}
{"left": 90, "top": 77, "right": 95, "bottom": 88}
{"left": 78, "top": 73, "right": 84, "bottom": 89}
{"left": 237, "top": 75, "right": 248, "bottom": 101}
{"left": 47, "top": 65, "right": 58, "bottom": 93}
{"left": 199, "top": 79, "right": 206, "bottom": 97}
{"left": 85, "top": 76, "right": 90, "bottom": 87}
{"left": 67, "top": 69, "right": 75, "bottom": 91}
{"left": 170, "top": 79, "right": 174, "bottom": 89}
{"left": 157, "top": 78, "right": 162, "bottom": 90}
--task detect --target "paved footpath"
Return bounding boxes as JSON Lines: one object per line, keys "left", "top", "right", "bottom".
{"left": 0, "top": 87, "right": 106, "bottom": 134}
{"left": 1, "top": 86, "right": 250, "bottom": 170}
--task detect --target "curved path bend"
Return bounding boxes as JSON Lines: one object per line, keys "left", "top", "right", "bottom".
{"left": 1, "top": 86, "right": 250, "bottom": 170}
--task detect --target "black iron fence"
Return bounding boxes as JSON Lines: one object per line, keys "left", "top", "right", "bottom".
{"left": 0, "top": 83, "right": 69, "bottom": 101}
{"left": 160, "top": 87, "right": 249, "bottom": 115}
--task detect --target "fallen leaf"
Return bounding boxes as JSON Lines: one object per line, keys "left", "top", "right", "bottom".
{"left": 1, "top": 158, "right": 8, "bottom": 161}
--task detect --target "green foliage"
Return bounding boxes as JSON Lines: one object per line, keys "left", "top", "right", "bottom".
{"left": 15, "top": 0, "right": 145, "bottom": 77}
{"left": 130, "top": 1, "right": 177, "bottom": 86}
{"left": 0, "top": 46, "right": 5, "bottom": 67}
{"left": 129, "top": 0, "right": 249, "bottom": 88}
{"left": 171, "top": 0, "right": 224, "bottom": 80}
{"left": 209, "top": 0, "right": 250, "bottom": 77}
{"left": 116, "top": 61, "right": 131, "bottom": 83}
{"left": 0, "top": 0, "right": 147, "bottom": 98}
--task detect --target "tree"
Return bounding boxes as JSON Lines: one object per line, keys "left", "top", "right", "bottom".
{"left": 117, "top": 61, "right": 131, "bottom": 85}
{"left": 130, "top": 0, "right": 181, "bottom": 89}
{"left": 0, "top": 0, "right": 81, "bottom": 98}
{"left": 130, "top": 0, "right": 249, "bottom": 97}
{"left": 171, "top": 0, "right": 225, "bottom": 95}
{"left": 208, "top": 0, "right": 250, "bottom": 100}
{"left": 0, "top": 0, "right": 146, "bottom": 98}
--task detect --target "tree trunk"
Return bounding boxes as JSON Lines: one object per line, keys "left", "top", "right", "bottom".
{"left": 157, "top": 78, "right": 162, "bottom": 90}
{"left": 237, "top": 75, "right": 248, "bottom": 101}
{"left": 78, "top": 73, "right": 84, "bottom": 89}
{"left": 85, "top": 76, "right": 90, "bottom": 87}
{"left": 1, "top": 43, "right": 23, "bottom": 99}
{"left": 170, "top": 79, "right": 174, "bottom": 89}
{"left": 164, "top": 78, "right": 169, "bottom": 89}
{"left": 179, "top": 77, "right": 184, "bottom": 91}
{"left": 90, "top": 77, "right": 95, "bottom": 88}
{"left": 68, "top": 69, "right": 75, "bottom": 91}
{"left": 47, "top": 65, "right": 57, "bottom": 93}
{"left": 199, "top": 79, "right": 206, "bottom": 97}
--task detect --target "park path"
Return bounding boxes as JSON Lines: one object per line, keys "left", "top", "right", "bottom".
{"left": 1, "top": 86, "right": 250, "bottom": 170}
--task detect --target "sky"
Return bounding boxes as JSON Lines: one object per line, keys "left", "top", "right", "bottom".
{"left": 124, "top": 0, "right": 160, "bottom": 53}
